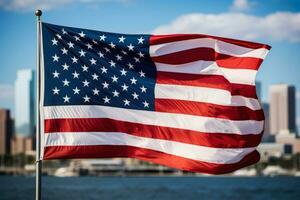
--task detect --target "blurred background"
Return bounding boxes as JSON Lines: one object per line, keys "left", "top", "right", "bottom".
{"left": 0, "top": 0, "right": 300, "bottom": 199}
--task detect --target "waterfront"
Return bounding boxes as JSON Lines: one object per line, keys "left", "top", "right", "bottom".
{"left": 1, "top": 176, "right": 300, "bottom": 200}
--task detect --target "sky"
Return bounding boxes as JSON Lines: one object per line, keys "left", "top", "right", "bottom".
{"left": 0, "top": 0, "right": 299, "bottom": 126}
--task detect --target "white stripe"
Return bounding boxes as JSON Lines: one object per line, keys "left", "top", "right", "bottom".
{"left": 43, "top": 105, "right": 264, "bottom": 135}
{"left": 150, "top": 38, "right": 269, "bottom": 59}
{"left": 44, "top": 131, "right": 256, "bottom": 164}
{"left": 156, "top": 60, "right": 257, "bottom": 85}
{"left": 221, "top": 67, "right": 257, "bottom": 85}
{"left": 155, "top": 84, "right": 231, "bottom": 105}
{"left": 155, "top": 84, "right": 261, "bottom": 110}
{"left": 231, "top": 96, "right": 261, "bottom": 110}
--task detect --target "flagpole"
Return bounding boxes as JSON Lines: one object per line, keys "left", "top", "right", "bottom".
{"left": 35, "top": 9, "right": 42, "bottom": 200}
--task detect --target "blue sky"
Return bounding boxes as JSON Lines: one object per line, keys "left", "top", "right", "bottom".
{"left": 0, "top": 0, "right": 299, "bottom": 125}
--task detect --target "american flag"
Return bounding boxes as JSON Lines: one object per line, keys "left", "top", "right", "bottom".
{"left": 40, "top": 22, "right": 270, "bottom": 174}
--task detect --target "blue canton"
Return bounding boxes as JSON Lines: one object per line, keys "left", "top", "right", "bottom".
{"left": 42, "top": 23, "right": 156, "bottom": 111}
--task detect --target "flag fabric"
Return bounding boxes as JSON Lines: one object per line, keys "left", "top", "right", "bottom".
{"left": 40, "top": 22, "right": 270, "bottom": 174}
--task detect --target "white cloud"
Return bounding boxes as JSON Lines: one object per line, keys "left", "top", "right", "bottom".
{"left": 0, "top": 84, "right": 14, "bottom": 101}
{"left": 230, "top": 0, "right": 253, "bottom": 11}
{"left": 153, "top": 12, "right": 300, "bottom": 43}
{"left": 0, "top": 0, "right": 130, "bottom": 11}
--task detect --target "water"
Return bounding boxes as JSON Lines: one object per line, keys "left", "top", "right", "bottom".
{"left": 1, "top": 176, "right": 300, "bottom": 200}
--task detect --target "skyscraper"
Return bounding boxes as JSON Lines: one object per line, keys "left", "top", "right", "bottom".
{"left": 0, "top": 109, "right": 12, "bottom": 155}
{"left": 14, "top": 69, "right": 35, "bottom": 137}
{"left": 269, "top": 84, "right": 296, "bottom": 135}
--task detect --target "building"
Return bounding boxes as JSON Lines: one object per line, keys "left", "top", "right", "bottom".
{"left": 276, "top": 133, "right": 300, "bottom": 154}
{"left": 269, "top": 84, "right": 296, "bottom": 135}
{"left": 11, "top": 136, "right": 33, "bottom": 155}
{"left": 14, "top": 69, "right": 35, "bottom": 137}
{"left": 258, "top": 143, "right": 292, "bottom": 162}
{"left": 261, "top": 103, "right": 274, "bottom": 142}
{"left": 0, "top": 109, "right": 12, "bottom": 155}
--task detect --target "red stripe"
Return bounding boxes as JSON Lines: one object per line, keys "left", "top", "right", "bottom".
{"left": 150, "top": 34, "right": 271, "bottom": 50}
{"left": 157, "top": 72, "right": 258, "bottom": 98}
{"left": 151, "top": 47, "right": 263, "bottom": 70}
{"left": 43, "top": 145, "right": 260, "bottom": 174}
{"left": 44, "top": 118, "right": 263, "bottom": 148}
{"left": 231, "top": 83, "right": 257, "bottom": 98}
{"left": 155, "top": 99, "right": 264, "bottom": 121}
{"left": 157, "top": 71, "right": 231, "bottom": 91}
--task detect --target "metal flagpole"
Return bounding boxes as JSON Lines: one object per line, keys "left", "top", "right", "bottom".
{"left": 35, "top": 9, "right": 42, "bottom": 200}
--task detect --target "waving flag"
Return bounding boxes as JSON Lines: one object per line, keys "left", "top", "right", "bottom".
{"left": 40, "top": 22, "right": 270, "bottom": 174}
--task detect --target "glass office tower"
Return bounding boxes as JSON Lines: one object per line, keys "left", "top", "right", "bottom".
{"left": 14, "top": 69, "right": 35, "bottom": 137}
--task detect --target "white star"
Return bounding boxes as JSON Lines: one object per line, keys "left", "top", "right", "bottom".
{"left": 140, "top": 85, "right": 147, "bottom": 93}
{"left": 51, "top": 38, "right": 58, "bottom": 45}
{"left": 73, "top": 87, "right": 80, "bottom": 94}
{"left": 79, "top": 49, "right": 86, "bottom": 57}
{"left": 104, "top": 47, "right": 110, "bottom": 53}
{"left": 116, "top": 54, "right": 122, "bottom": 61}
{"left": 121, "top": 50, "right": 127, "bottom": 55}
{"left": 130, "top": 77, "right": 137, "bottom": 84}
{"left": 98, "top": 51, "right": 104, "bottom": 58}
{"left": 71, "top": 56, "right": 78, "bottom": 63}
{"left": 109, "top": 60, "right": 116, "bottom": 67}
{"left": 99, "top": 34, "right": 106, "bottom": 41}
{"left": 121, "top": 84, "right": 128, "bottom": 91}
{"left": 92, "top": 39, "right": 98, "bottom": 45}
{"left": 52, "top": 54, "right": 59, "bottom": 62}
{"left": 90, "top": 58, "right": 97, "bottom": 65}
{"left": 72, "top": 71, "right": 80, "bottom": 79}
{"left": 134, "top": 57, "right": 140, "bottom": 63}
{"left": 74, "top": 36, "right": 80, "bottom": 41}
{"left": 120, "top": 68, "right": 127, "bottom": 76}
{"left": 137, "top": 37, "right": 145, "bottom": 44}
{"left": 111, "top": 75, "right": 118, "bottom": 82}
{"left": 92, "top": 73, "right": 99, "bottom": 80}
{"left": 112, "top": 90, "right": 120, "bottom": 97}
{"left": 83, "top": 95, "right": 90, "bottom": 102}
{"left": 103, "top": 96, "right": 110, "bottom": 103}
{"left": 139, "top": 70, "right": 145, "bottom": 77}
{"left": 79, "top": 31, "right": 86, "bottom": 38}
{"left": 57, "top": 33, "right": 62, "bottom": 39}
{"left": 52, "top": 87, "right": 60, "bottom": 95}
{"left": 100, "top": 66, "right": 108, "bottom": 74}
{"left": 109, "top": 42, "right": 116, "bottom": 48}
{"left": 62, "top": 79, "right": 70, "bottom": 86}
{"left": 61, "top": 48, "right": 68, "bottom": 55}
{"left": 62, "top": 63, "right": 69, "bottom": 70}
{"left": 123, "top": 99, "right": 130, "bottom": 106}
{"left": 127, "top": 63, "right": 134, "bottom": 69}
{"left": 138, "top": 52, "right": 145, "bottom": 58}
{"left": 52, "top": 70, "right": 60, "bottom": 78}
{"left": 102, "top": 81, "right": 109, "bottom": 89}
{"left": 93, "top": 88, "right": 100, "bottom": 95}
{"left": 63, "top": 95, "right": 70, "bottom": 103}
{"left": 82, "top": 65, "right": 88, "bottom": 72}
{"left": 68, "top": 41, "right": 74, "bottom": 48}
{"left": 82, "top": 80, "right": 90, "bottom": 87}
{"left": 132, "top": 92, "right": 139, "bottom": 99}
{"left": 143, "top": 101, "right": 149, "bottom": 108}
{"left": 119, "top": 36, "right": 126, "bottom": 43}
{"left": 86, "top": 43, "right": 92, "bottom": 49}
{"left": 127, "top": 43, "right": 134, "bottom": 51}
{"left": 62, "top": 28, "right": 67, "bottom": 35}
